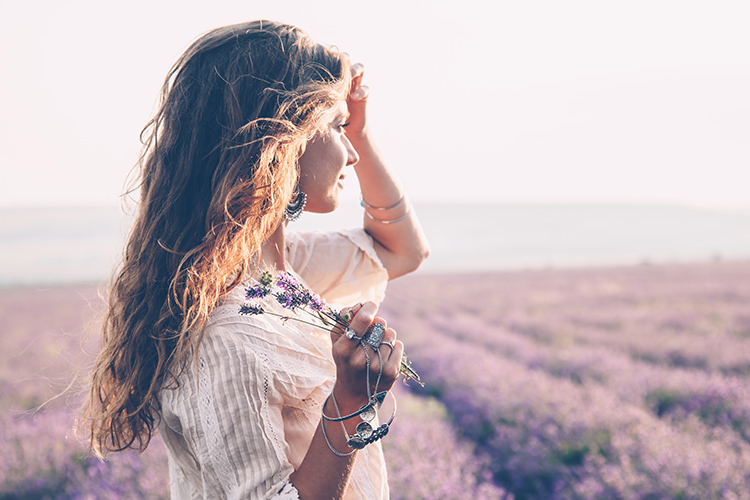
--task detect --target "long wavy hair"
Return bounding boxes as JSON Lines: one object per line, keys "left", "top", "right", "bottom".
{"left": 80, "top": 20, "right": 350, "bottom": 457}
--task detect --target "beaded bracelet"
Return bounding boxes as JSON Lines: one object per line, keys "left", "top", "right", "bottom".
{"left": 339, "top": 390, "right": 397, "bottom": 450}
{"left": 321, "top": 390, "right": 397, "bottom": 455}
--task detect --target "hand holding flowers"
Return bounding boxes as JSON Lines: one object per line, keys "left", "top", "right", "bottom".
{"left": 240, "top": 270, "right": 419, "bottom": 455}
{"left": 239, "top": 271, "right": 422, "bottom": 387}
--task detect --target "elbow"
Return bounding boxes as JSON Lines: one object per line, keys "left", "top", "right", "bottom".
{"left": 415, "top": 243, "right": 431, "bottom": 269}
{"left": 402, "top": 242, "right": 431, "bottom": 275}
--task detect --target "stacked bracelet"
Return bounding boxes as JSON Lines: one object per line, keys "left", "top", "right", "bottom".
{"left": 321, "top": 394, "right": 382, "bottom": 423}
{"left": 363, "top": 207, "right": 411, "bottom": 224}
{"left": 360, "top": 195, "right": 410, "bottom": 224}
{"left": 320, "top": 390, "right": 396, "bottom": 454}
{"left": 320, "top": 330, "right": 397, "bottom": 456}
{"left": 360, "top": 195, "right": 405, "bottom": 211}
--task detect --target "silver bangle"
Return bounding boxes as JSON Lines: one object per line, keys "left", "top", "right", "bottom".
{"left": 320, "top": 414, "right": 356, "bottom": 457}
{"left": 321, "top": 395, "right": 375, "bottom": 422}
{"left": 360, "top": 194, "right": 405, "bottom": 211}
{"left": 363, "top": 205, "right": 411, "bottom": 224}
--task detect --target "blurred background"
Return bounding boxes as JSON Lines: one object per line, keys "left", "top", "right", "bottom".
{"left": 2, "top": 3, "right": 750, "bottom": 497}
{"left": 1, "top": 0, "right": 749, "bottom": 286}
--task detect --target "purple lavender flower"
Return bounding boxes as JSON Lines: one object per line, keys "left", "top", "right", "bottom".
{"left": 308, "top": 294, "right": 326, "bottom": 311}
{"left": 237, "top": 268, "right": 421, "bottom": 386}
{"left": 276, "top": 271, "right": 300, "bottom": 292}
{"left": 273, "top": 271, "right": 329, "bottom": 312}
{"left": 275, "top": 292, "right": 293, "bottom": 310}
{"left": 239, "top": 304, "right": 265, "bottom": 315}
{"left": 245, "top": 283, "right": 270, "bottom": 300}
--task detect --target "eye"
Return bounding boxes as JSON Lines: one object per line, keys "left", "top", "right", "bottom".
{"left": 338, "top": 122, "right": 351, "bottom": 131}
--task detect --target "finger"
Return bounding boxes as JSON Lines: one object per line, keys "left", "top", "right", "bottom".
{"left": 349, "top": 303, "right": 379, "bottom": 336}
{"left": 350, "top": 62, "right": 365, "bottom": 80}
{"left": 378, "top": 327, "right": 397, "bottom": 360}
{"left": 349, "top": 84, "right": 369, "bottom": 102}
{"left": 340, "top": 317, "right": 389, "bottom": 374}
{"left": 339, "top": 303, "right": 364, "bottom": 325}
{"left": 330, "top": 303, "right": 362, "bottom": 341}
{"left": 368, "top": 337, "right": 404, "bottom": 388}
{"left": 333, "top": 302, "right": 378, "bottom": 354}
{"left": 386, "top": 340, "right": 405, "bottom": 380}
{"left": 348, "top": 63, "right": 366, "bottom": 101}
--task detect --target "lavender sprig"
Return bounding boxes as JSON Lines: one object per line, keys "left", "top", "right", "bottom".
{"left": 239, "top": 270, "right": 422, "bottom": 386}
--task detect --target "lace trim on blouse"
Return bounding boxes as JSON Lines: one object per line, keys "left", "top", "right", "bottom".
{"left": 197, "top": 353, "right": 238, "bottom": 495}
{"left": 274, "top": 482, "right": 302, "bottom": 499}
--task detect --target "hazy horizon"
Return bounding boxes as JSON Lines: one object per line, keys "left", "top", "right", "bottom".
{"left": 2, "top": 203, "right": 748, "bottom": 287}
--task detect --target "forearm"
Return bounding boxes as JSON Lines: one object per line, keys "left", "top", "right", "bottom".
{"left": 288, "top": 390, "right": 368, "bottom": 499}
{"left": 350, "top": 131, "right": 430, "bottom": 279}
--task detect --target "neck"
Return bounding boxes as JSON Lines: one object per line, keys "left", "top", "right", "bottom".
{"left": 260, "top": 220, "right": 287, "bottom": 272}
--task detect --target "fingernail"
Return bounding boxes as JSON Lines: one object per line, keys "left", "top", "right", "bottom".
{"left": 352, "top": 86, "right": 368, "bottom": 100}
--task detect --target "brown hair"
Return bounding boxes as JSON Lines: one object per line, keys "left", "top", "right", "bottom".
{"left": 80, "top": 20, "right": 350, "bottom": 456}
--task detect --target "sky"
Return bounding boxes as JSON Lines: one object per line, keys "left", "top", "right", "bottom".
{"left": 1, "top": 0, "right": 748, "bottom": 209}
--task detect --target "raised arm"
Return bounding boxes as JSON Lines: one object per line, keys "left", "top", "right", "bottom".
{"left": 345, "top": 64, "right": 430, "bottom": 280}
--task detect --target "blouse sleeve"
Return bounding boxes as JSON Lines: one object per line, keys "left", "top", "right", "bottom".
{"left": 160, "top": 318, "right": 312, "bottom": 499}
{"left": 286, "top": 228, "right": 389, "bottom": 308}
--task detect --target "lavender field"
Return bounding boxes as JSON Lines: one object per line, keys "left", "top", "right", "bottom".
{"left": 2, "top": 260, "right": 750, "bottom": 498}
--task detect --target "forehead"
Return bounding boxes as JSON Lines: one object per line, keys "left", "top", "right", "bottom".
{"left": 332, "top": 100, "right": 348, "bottom": 118}
{"left": 315, "top": 99, "right": 348, "bottom": 132}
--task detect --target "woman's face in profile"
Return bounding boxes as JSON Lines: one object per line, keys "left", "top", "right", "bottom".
{"left": 297, "top": 101, "right": 359, "bottom": 213}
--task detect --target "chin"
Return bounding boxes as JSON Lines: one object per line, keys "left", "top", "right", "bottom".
{"left": 305, "top": 197, "right": 340, "bottom": 214}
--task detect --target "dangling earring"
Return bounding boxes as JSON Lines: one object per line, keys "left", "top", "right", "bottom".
{"left": 284, "top": 187, "right": 307, "bottom": 222}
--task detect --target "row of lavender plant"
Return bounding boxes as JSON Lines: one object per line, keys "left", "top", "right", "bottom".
{"left": 396, "top": 327, "right": 750, "bottom": 498}
{"left": 0, "top": 390, "right": 510, "bottom": 498}
{"left": 381, "top": 261, "right": 750, "bottom": 498}
{"left": 2, "top": 282, "right": 504, "bottom": 497}
{"left": 424, "top": 310, "right": 750, "bottom": 445}
{"left": 4, "top": 261, "right": 750, "bottom": 497}
{"left": 383, "top": 388, "right": 513, "bottom": 499}
{"left": 0, "top": 408, "right": 170, "bottom": 499}
{"left": 0, "top": 277, "right": 507, "bottom": 497}
{"left": 387, "top": 261, "right": 750, "bottom": 442}
{"left": 388, "top": 262, "right": 750, "bottom": 375}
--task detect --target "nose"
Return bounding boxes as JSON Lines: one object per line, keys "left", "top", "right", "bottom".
{"left": 344, "top": 135, "right": 360, "bottom": 167}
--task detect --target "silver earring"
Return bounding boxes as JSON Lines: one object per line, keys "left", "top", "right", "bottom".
{"left": 284, "top": 188, "right": 307, "bottom": 221}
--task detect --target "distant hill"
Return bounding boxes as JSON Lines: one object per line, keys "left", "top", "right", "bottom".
{"left": 1, "top": 203, "right": 748, "bottom": 286}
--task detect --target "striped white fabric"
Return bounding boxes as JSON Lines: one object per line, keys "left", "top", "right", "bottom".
{"left": 158, "top": 229, "right": 390, "bottom": 499}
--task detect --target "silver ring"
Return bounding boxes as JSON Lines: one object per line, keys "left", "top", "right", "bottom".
{"left": 380, "top": 341, "right": 395, "bottom": 352}
{"left": 363, "top": 322, "right": 385, "bottom": 348}
{"left": 345, "top": 328, "right": 359, "bottom": 341}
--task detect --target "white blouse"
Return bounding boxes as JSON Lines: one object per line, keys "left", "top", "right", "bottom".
{"left": 158, "top": 228, "right": 390, "bottom": 499}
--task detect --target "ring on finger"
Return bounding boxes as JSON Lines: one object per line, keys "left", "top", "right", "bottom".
{"left": 345, "top": 328, "right": 360, "bottom": 341}
{"left": 380, "top": 341, "right": 395, "bottom": 352}
{"left": 363, "top": 322, "right": 385, "bottom": 348}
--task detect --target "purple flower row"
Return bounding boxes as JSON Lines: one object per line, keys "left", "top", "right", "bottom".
{"left": 379, "top": 261, "right": 750, "bottom": 498}
{"left": 383, "top": 387, "right": 513, "bottom": 500}
{"left": 398, "top": 331, "right": 750, "bottom": 498}
{"left": 0, "top": 409, "right": 169, "bottom": 498}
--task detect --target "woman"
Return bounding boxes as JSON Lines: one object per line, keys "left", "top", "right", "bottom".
{"left": 81, "top": 20, "right": 429, "bottom": 499}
